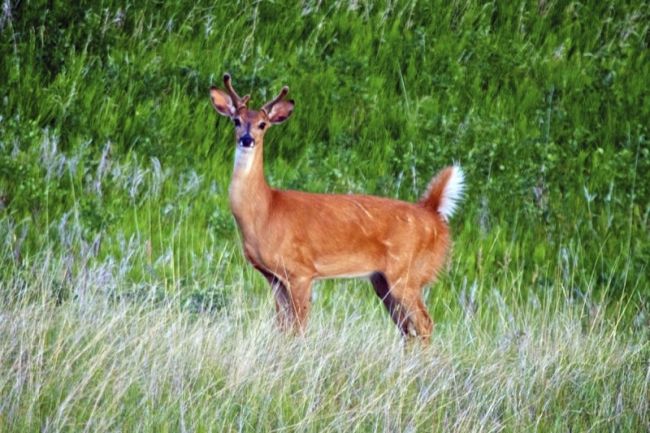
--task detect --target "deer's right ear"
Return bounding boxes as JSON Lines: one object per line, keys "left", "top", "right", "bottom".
{"left": 209, "top": 87, "right": 235, "bottom": 117}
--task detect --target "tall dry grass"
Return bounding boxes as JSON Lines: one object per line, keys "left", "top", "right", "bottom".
{"left": 1, "top": 248, "right": 647, "bottom": 433}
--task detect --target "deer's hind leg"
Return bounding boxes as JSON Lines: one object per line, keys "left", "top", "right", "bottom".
{"left": 400, "top": 293, "right": 433, "bottom": 343}
{"left": 371, "top": 271, "right": 433, "bottom": 344}
{"left": 370, "top": 272, "right": 410, "bottom": 337}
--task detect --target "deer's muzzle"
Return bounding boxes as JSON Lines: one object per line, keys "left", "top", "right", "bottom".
{"left": 239, "top": 134, "right": 254, "bottom": 148}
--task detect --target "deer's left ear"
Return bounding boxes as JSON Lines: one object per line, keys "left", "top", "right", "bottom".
{"left": 210, "top": 87, "right": 236, "bottom": 117}
{"left": 266, "top": 100, "right": 295, "bottom": 124}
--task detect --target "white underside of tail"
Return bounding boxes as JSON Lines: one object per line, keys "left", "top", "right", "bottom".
{"left": 438, "top": 165, "right": 465, "bottom": 222}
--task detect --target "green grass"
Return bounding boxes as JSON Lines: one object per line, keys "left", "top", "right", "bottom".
{"left": 0, "top": 1, "right": 648, "bottom": 431}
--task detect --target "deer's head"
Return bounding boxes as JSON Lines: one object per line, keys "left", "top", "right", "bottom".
{"left": 210, "top": 74, "right": 294, "bottom": 149}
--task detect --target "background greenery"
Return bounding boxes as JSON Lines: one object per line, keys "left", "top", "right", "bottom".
{"left": 0, "top": 1, "right": 648, "bottom": 432}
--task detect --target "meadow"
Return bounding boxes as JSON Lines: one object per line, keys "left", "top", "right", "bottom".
{"left": 0, "top": 1, "right": 648, "bottom": 432}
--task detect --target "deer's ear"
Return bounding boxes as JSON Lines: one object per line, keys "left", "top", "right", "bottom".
{"left": 266, "top": 100, "right": 295, "bottom": 124}
{"left": 209, "top": 87, "right": 236, "bottom": 117}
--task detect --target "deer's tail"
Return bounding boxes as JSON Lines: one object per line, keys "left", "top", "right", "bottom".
{"left": 420, "top": 165, "right": 465, "bottom": 222}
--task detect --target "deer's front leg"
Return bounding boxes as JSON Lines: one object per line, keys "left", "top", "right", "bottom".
{"left": 253, "top": 256, "right": 313, "bottom": 333}
{"left": 255, "top": 268, "right": 293, "bottom": 331}
{"left": 286, "top": 276, "right": 313, "bottom": 334}
{"left": 270, "top": 277, "right": 294, "bottom": 332}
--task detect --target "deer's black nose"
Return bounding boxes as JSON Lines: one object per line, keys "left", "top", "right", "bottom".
{"left": 239, "top": 134, "right": 254, "bottom": 148}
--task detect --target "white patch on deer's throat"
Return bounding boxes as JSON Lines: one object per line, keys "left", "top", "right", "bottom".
{"left": 234, "top": 146, "right": 254, "bottom": 174}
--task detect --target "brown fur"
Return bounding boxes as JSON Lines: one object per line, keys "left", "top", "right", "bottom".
{"left": 210, "top": 74, "right": 459, "bottom": 343}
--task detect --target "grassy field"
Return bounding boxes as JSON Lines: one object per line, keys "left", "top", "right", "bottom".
{"left": 0, "top": 1, "right": 648, "bottom": 432}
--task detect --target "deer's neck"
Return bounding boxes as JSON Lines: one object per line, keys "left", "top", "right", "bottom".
{"left": 228, "top": 144, "right": 272, "bottom": 239}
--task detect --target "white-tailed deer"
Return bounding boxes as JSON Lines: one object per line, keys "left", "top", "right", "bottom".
{"left": 210, "top": 74, "right": 464, "bottom": 343}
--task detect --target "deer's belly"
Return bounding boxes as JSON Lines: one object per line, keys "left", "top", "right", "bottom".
{"left": 311, "top": 252, "right": 382, "bottom": 280}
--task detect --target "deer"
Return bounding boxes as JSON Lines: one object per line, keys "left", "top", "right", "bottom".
{"left": 209, "top": 73, "right": 465, "bottom": 343}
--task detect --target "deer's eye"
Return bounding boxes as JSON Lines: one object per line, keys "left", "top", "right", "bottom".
{"left": 258, "top": 122, "right": 267, "bottom": 130}
{"left": 233, "top": 118, "right": 241, "bottom": 127}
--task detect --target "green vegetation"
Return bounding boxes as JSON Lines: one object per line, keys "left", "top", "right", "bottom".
{"left": 0, "top": 1, "right": 648, "bottom": 432}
